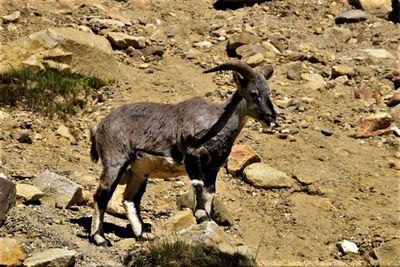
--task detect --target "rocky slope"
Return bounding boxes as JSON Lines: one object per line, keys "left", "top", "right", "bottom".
{"left": 1, "top": 0, "right": 399, "bottom": 266}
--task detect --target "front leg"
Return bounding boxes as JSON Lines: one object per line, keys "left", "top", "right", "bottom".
{"left": 184, "top": 147, "right": 210, "bottom": 223}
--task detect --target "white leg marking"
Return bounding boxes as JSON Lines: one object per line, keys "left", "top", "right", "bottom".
{"left": 203, "top": 192, "right": 215, "bottom": 216}
{"left": 90, "top": 205, "right": 100, "bottom": 236}
{"left": 191, "top": 179, "right": 204, "bottom": 186}
{"left": 123, "top": 200, "right": 143, "bottom": 236}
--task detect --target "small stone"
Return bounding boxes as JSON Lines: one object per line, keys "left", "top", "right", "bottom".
{"left": 141, "top": 45, "right": 165, "bottom": 57}
{"left": 57, "top": 3, "right": 74, "bottom": 14}
{"left": 33, "top": 170, "right": 83, "bottom": 208}
{"left": 286, "top": 61, "right": 303, "bottom": 80}
{"left": 320, "top": 127, "right": 334, "bottom": 136}
{"left": 16, "top": 184, "right": 44, "bottom": 203}
{"left": 0, "top": 178, "right": 16, "bottom": 227}
{"left": 245, "top": 53, "right": 265, "bottom": 67}
{"left": 24, "top": 248, "right": 77, "bottom": 267}
{"left": 301, "top": 73, "right": 326, "bottom": 90}
{"left": 227, "top": 32, "right": 261, "bottom": 51}
{"left": 0, "top": 111, "right": 10, "bottom": 120}
{"left": 323, "top": 26, "right": 352, "bottom": 42}
{"left": 227, "top": 145, "right": 261, "bottom": 177}
{"left": 349, "top": 0, "right": 392, "bottom": 18}
{"left": 194, "top": 41, "right": 212, "bottom": 49}
{"left": 2, "top": 11, "right": 21, "bottom": 24}
{"left": 243, "top": 163, "right": 293, "bottom": 189}
{"left": 236, "top": 44, "right": 266, "bottom": 59}
{"left": 355, "top": 88, "right": 381, "bottom": 104}
{"left": 90, "top": 18, "right": 125, "bottom": 28}
{"left": 335, "top": 9, "right": 368, "bottom": 24}
{"left": 107, "top": 32, "right": 146, "bottom": 49}
{"left": 337, "top": 240, "right": 359, "bottom": 254}
{"left": 139, "top": 63, "right": 149, "bottom": 69}
{"left": 386, "top": 92, "right": 400, "bottom": 107}
{"left": 331, "top": 65, "right": 355, "bottom": 79}
{"left": 356, "top": 112, "right": 393, "bottom": 138}
{"left": 0, "top": 238, "right": 26, "bottom": 266}
{"left": 107, "top": 185, "right": 126, "bottom": 215}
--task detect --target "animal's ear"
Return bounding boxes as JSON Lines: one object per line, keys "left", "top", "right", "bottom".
{"left": 258, "top": 64, "right": 274, "bottom": 80}
{"left": 233, "top": 72, "right": 247, "bottom": 94}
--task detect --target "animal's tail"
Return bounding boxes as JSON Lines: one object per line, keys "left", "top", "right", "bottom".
{"left": 90, "top": 126, "right": 99, "bottom": 163}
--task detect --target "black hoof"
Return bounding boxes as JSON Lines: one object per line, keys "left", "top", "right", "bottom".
{"left": 196, "top": 215, "right": 211, "bottom": 224}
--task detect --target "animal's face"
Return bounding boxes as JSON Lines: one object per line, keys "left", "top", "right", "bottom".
{"left": 234, "top": 65, "right": 277, "bottom": 126}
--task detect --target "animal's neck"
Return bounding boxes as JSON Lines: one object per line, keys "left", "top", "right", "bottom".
{"left": 192, "top": 91, "right": 248, "bottom": 147}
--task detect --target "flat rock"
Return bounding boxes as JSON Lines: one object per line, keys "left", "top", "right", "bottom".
{"left": 243, "top": 163, "right": 293, "bottom": 189}
{"left": 0, "top": 178, "right": 16, "bottom": 227}
{"left": 323, "top": 26, "right": 352, "bottom": 42}
{"left": 107, "top": 32, "right": 145, "bottom": 49}
{"left": 301, "top": 73, "right": 326, "bottom": 90}
{"left": 161, "top": 209, "right": 196, "bottom": 233}
{"left": 236, "top": 44, "right": 266, "bottom": 59}
{"left": 356, "top": 112, "right": 393, "bottom": 137}
{"left": 0, "top": 238, "right": 26, "bottom": 266}
{"left": 331, "top": 65, "right": 355, "bottom": 78}
{"left": 16, "top": 183, "right": 44, "bottom": 203}
{"left": 24, "top": 248, "right": 77, "bottom": 267}
{"left": 364, "top": 48, "right": 394, "bottom": 59}
{"left": 245, "top": 53, "right": 265, "bottom": 67}
{"left": 176, "top": 192, "right": 234, "bottom": 226}
{"left": 90, "top": 18, "right": 126, "bottom": 28}
{"left": 227, "top": 144, "right": 261, "bottom": 177}
{"left": 141, "top": 45, "right": 165, "bottom": 57}
{"left": 368, "top": 239, "right": 400, "bottom": 267}
{"left": 56, "top": 125, "right": 76, "bottom": 144}
{"left": 335, "top": 9, "right": 368, "bottom": 24}
{"left": 177, "top": 221, "right": 250, "bottom": 256}
{"left": 33, "top": 170, "right": 82, "bottom": 208}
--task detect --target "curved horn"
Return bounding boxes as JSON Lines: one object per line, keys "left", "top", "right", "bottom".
{"left": 204, "top": 61, "right": 257, "bottom": 80}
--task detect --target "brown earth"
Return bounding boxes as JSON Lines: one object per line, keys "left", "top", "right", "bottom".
{"left": 0, "top": 0, "right": 399, "bottom": 266}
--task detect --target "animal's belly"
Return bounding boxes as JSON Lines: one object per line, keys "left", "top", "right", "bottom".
{"left": 130, "top": 151, "right": 186, "bottom": 179}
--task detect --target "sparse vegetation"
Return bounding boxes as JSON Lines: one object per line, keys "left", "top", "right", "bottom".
{"left": 124, "top": 241, "right": 256, "bottom": 267}
{"left": 0, "top": 67, "right": 105, "bottom": 119}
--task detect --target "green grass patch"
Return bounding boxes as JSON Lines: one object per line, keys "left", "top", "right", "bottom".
{"left": 124, "top": 240, "right": 256, "bottom": 267}
{"left": 0, "top": 67, "right": 105, "bottom": 119}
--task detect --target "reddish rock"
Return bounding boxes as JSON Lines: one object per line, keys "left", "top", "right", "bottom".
{"left": 356, "top": 112, "right": 393, "bottom": 138}
{"left": 355, "top": 88, "right": 382, "bottom": 104}
{"left": 227, "top": 144, "right": 261, "bottom": 177}
{"left": 0, "top": 178, "right": 16, "bottom": 227}
{"left": 227, "top": 32, "right": 261, "bottom": 52}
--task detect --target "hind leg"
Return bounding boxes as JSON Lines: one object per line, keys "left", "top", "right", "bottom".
{"left": 90, "top": 161, "right": 129, "bottom": 246}
{"left": 123, "top": 172, "right": 148, "bottom": 238}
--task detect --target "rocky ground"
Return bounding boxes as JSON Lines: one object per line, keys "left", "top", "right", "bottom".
{"left": 0, "top": 0, "right": 399, "bottom": 266}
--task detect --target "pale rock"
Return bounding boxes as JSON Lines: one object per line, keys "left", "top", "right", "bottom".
{"left": 0, "top": 111, "right": 10, "bottom": 120}
{"left": 106, "top": 185, "right": 126, "bottom": 215}
{"left": 286, "top": 61, "right": 303, "bottom": 80}
{"left": 355, "top": 88, "right": 382, "bottom": 104}
{"left": 2, "top": 11, "right": 21, "bottom": 24}
{"left": 24, "top": 248, "right": 77, "bottom": 267}
{"left": 243, "top": 163, "right": 293, "bottom": 189}
{"left": 43, "top": 60, "right": 71, "bottom": 73}
{"left": 0, "top": 178, "right": 16, "bottom": 227}
{"left": 364, "top": 48, "right": 394, "bottom": 59}
{"left": 323, "top": 26, "right": 352, "bottom": 42}
{"left": 356, "top": 112, "right": 393, "bottom": 137}
{"left": 0, "top": 28, "right": 120, "bottom": 80}
{"left": 349, "top": 0, "right": 392, "bottom": 18}
{"left": 335, "top": 9, "right": 368, "bottom": 24}
{"left": 245, "top": 53, "right": 265, "bottom": 67}
{"left": 227, "top": 32, "right": 261, "bottom": 51}
{"left": 33, "top": 170, "right": 83, "bottom": 208}
{"left": 0, "top": 238, "right": 26, "bottom": 266}
{"left": 107, "top": 32, "right": 146, "bottom": 49}
{"left": 227, "top": 144, "right": 261, "bottom": 177}
{"left": 77, "top": 25, "right": 93, "bottom": 33}
{"left": 236, "top": 44, "right": 265, "bottom": 59}
{"left": 178, "top": 221, "right": 250, "bottom": 256}
{"left": 301, "top": 73, "right": 326, "bottom": 90}
{"left": 194, "top": 41, "right": 212, "bottom": 49}
{"left": 368, "top": 239, "right": 400, "bottom": 267}
{"left": 331, "top": 65, "right": 355, "bottom": 78}
{"left": 162, "top": 209, "right": 196, "bottom": 233}
{"left": 56, "top": 125, "right": 76, "bottom": 143}
{"left": 90, "top": 18, "right": 126, "bottom": 28}
{"left": 16, "top": 184, "right": 44, "bottom": 203}
{"left": 337, "top": 240, "right": 359, "bottom": 254}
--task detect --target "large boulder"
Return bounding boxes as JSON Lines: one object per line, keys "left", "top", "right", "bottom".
{"left": 349, "top": 0, "right": 392, "bottom": 18}
{"left": 0, "top": 28, "right": 122, "bottom": 80}
{"left": 0, "top": 178, "right": 16, "bottom": 227}
{"left": 243, "top": 163, "right": 294, "bottom": 189}
{"left": 32, "top": 170, "right": 82, "bottom": 208}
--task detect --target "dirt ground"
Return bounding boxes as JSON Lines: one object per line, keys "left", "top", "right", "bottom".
{"left": 0, "top": 0, "right": 399, "bottom": 266}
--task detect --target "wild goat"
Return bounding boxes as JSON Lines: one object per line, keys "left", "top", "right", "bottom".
{"left": 89, "top": 61, "right": 277, "bottom": 246}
